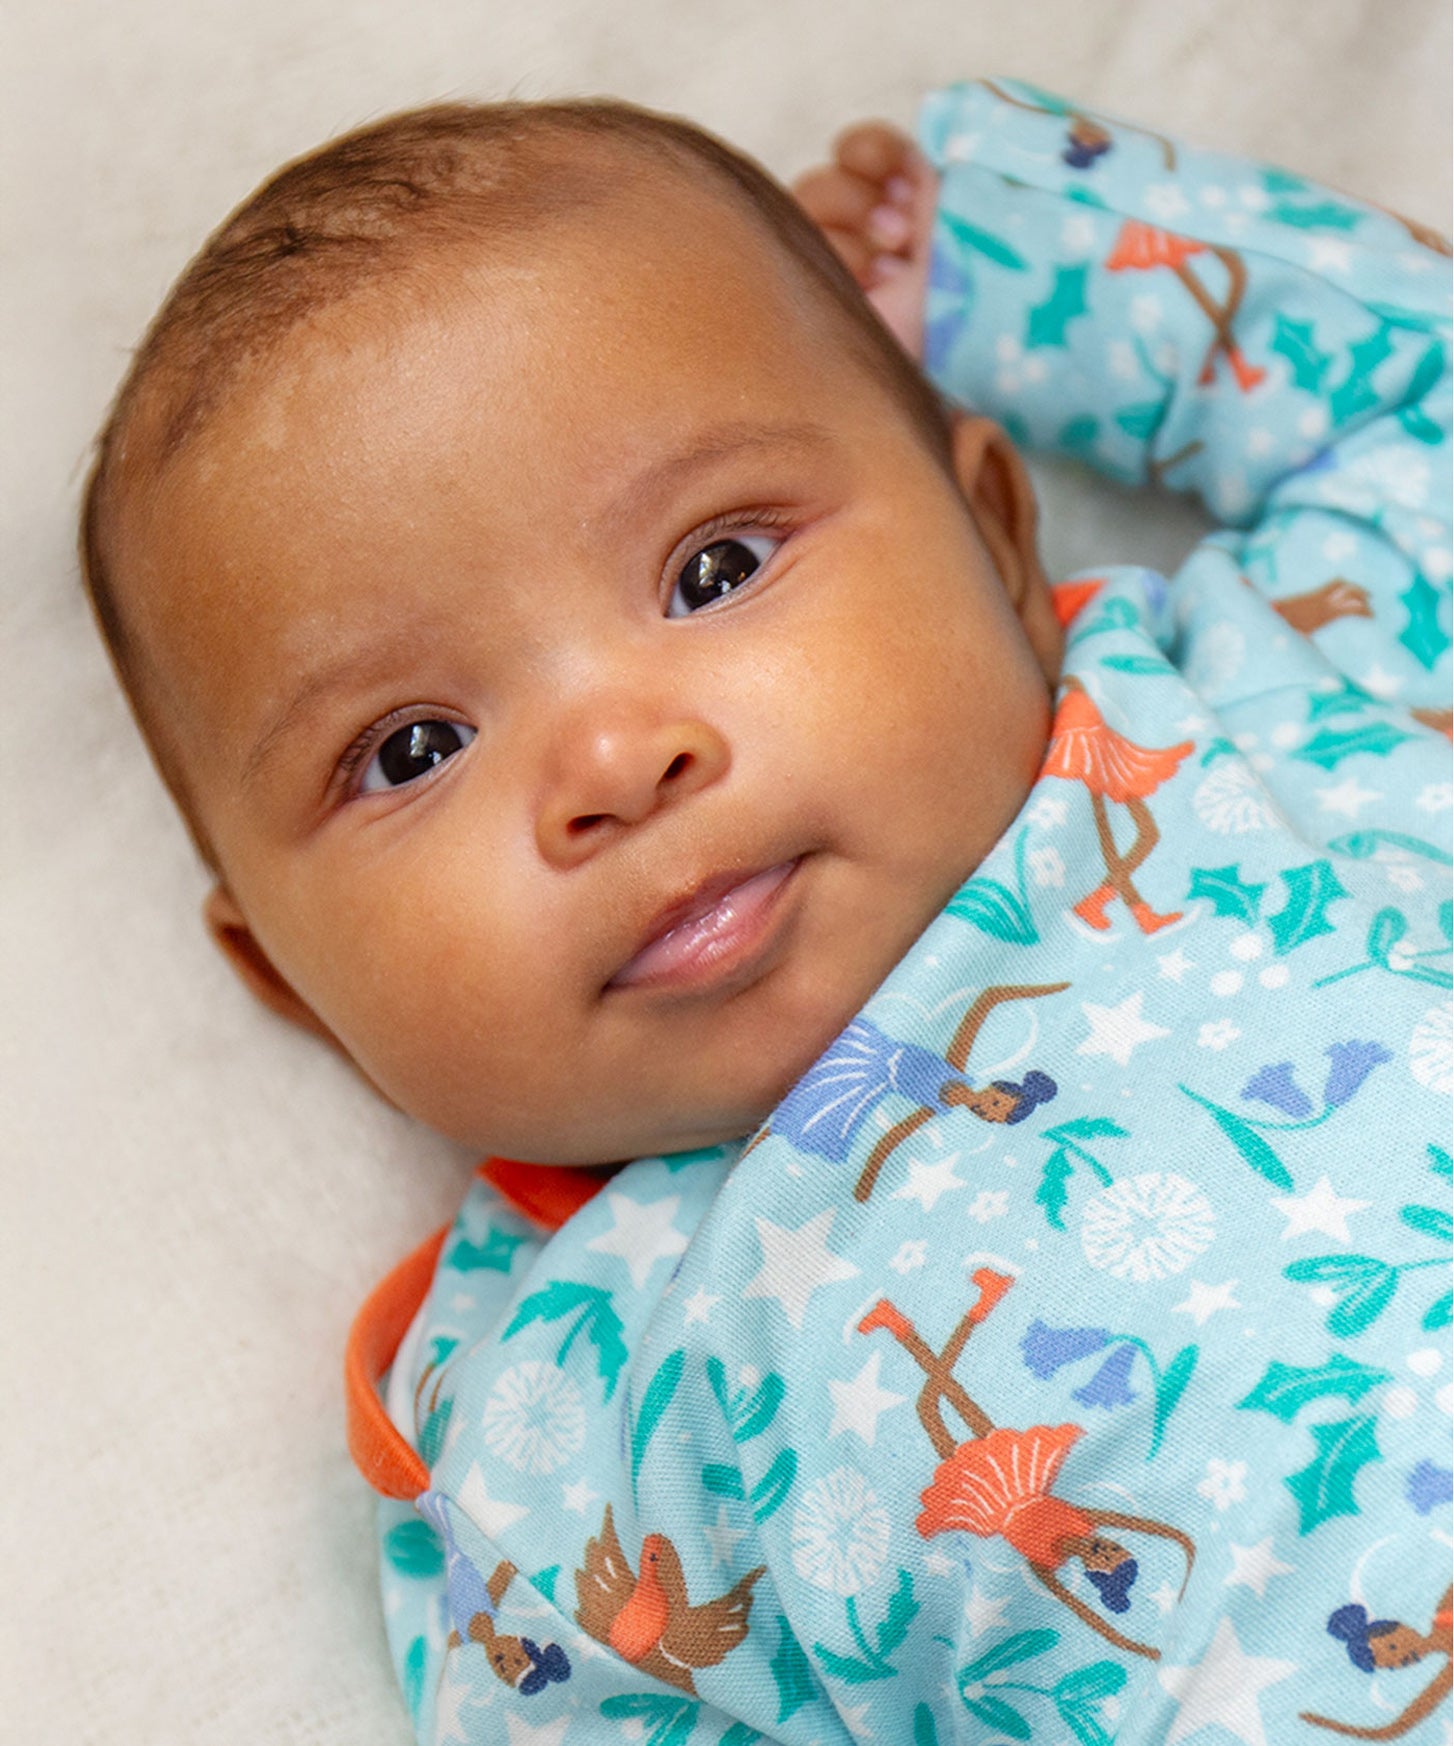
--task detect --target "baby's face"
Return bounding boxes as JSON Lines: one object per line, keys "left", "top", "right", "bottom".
{"left": 116, "top": 175, "right": 1057, "bottom": 1162}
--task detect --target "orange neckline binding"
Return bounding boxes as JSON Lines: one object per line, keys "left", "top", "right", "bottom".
{"left": 344, "top": 1158, "right": 613, "bottom": 1499}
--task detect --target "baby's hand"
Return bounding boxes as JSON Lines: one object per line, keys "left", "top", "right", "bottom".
{"left": 793, "top": 123, "right": 939, "bottom": 360}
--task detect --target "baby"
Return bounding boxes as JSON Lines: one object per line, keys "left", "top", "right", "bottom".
{"left": 83, "top": 81, "right": 1451, "bottom": 1744}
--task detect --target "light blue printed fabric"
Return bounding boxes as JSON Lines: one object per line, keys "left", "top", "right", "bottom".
{"left": 376, "top": 82, "right": 1452, "bottom": 1744}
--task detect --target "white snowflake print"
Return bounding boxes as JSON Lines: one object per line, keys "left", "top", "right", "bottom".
{"left": 790, "top": 1468, "right": 891, "bottom": 1597}
{"left": 480, "top": 1360, "right": 586, "bottom": 1474}
{"left": 1029, "top": 847, "right": 1066, "bottom": 888}
{"left": 1081, "top": 1173, "right": 1215, "bottom": 1283}
{"left": 1029, "top": 796, "right": 1068, "bottom": 829}
{"left": 1197, "top": 1458, "right": 1249, "bottom": 1511}
{"left": 1409, "top": 1002, "right": 1453, "bottom": 1096}
{"left": 1144, "top": 182, "right": 1192, "bottom": 222}
{"left": 1198, "top": 1019, "right": 1241, "bottom": 1050}
{"left": 967, "top": 1190, "right": 1011, "bottom": 1224}
{"left": 1193, "top": 761, "right": 1279, "bottom": 834}
{"left": 889, "top": 1239, "right": 928, "bottom": 1275}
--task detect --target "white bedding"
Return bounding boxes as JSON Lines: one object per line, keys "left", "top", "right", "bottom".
{"left": 3, "top": 1, "right": 1448, "bottom": 1738}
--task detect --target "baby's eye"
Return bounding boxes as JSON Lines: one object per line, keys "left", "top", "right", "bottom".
{"left": 359, "top": 720, "right": 476, "bottom": 793}
{"left": 667, "top": 534, "right": 778, "bottom": 618}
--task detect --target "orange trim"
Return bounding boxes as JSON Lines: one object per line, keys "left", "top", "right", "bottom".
{"left": 345, "top": 1225, "right": 446, "bottom": 1501}
{"left": 479, "top": 1155, "right": 616, "bottom": 1231}
{"left": 1051, "top": 578, "right": 1104, "bottom": 627}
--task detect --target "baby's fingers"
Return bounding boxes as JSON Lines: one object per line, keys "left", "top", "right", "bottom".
{"left": 833, "top": 121, "right": 919, "bottom": 192}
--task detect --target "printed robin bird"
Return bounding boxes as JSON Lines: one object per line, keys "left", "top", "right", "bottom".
{"left": 575, "top": 1504, "right": 765, "bottom": 1694}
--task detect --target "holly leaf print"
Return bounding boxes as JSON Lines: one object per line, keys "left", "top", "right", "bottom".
{"left": 1294, "top": 721, "right": 1413, "bottom": 769}
{"left": 1330, "top": 323, "right": 1397, "bottom": 425}
{"left": 1187, "top": 863, "right": 1266, "bottom": 923}
{"left": 1285, "top": 1414, "right": 1381, "bottom": 1533}
{"left": 1307, "top": 677, "right": 1373, "bottom": 721}
{"left": 1270, "top": 315, "right": 1333, "bottom": 392}
{"left": 1238, "top": 1354, "right": 1391, "bottom": 1422}
{"left": 941, "top": 209, "right": 1029, "bottom": 271}
{"left": 1270, "top": 198, "right": 1361, "bottom": 232}
{"left": 1266, "top": 861, "right": 1349, "bottom": 955}
{"left": 1026, "top": 263, "right": 1089, "bottom": 347}
{"left": 1399, "top": 575, "right": 1452, "bottom": 671}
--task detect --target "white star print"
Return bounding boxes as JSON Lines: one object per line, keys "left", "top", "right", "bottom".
{"left": 1077, "top": 991, "right": 1171, "bottom": 1067}
{"left": 963, "top": 1584, "right": 1009, "bottom": 1637}
{"left": 1225, "top": 1537, "right": 1294, "bottom": 1599}
{"left": 681, "top": 1286, "right": 721, "bottom": 1325}
{"left": 827, "top": 1352, "right": 907, "bottom": 1446}
{"left": 1273, "top": 1175, "right": 1370, "bottom": 1242}
{"left": 1173, "top": 1279, "right": 1241, "bottom": 1326}
{"left": 1158, "top": 947, "right": 1197, "bottom": 983}
{"left": 1150, "top": 1580, "right": 1180, "bottom": 1617}
{"left": 562, "top": 1477, "right": 599, "bottom": 1515}
{"left": 585, "top": 1192, "right": 689, "bottom": 1290}
{"left": 1158, "top": 1617, "right": 1297, "bottom": 1746}
{"left": 702, "top": 1503, "right": 749, "bottom": 1568}
{"left": 892, "top": 1151, "right": 964, "bottom": 1212}
{"left": 743, "top": 1209, "right": 859, "bottom": 1330}
{"left": 1306, "top": 237, "right": 1354, "bottom": 275}
{"left": 458, "top": 1463, "right": 529, "bottom": 1537}
{"left": 1316, "top": 775, "right": 1383, "bottom": 818}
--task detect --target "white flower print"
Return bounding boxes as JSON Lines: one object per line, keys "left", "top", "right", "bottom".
{"left": 1409, "top": 1002, "right": 1453, "bottom": 1096}
{"left": 1029, "top": 847, "right": 1066, "bottom": 888}
{"left": 1198, "top": 1019, "right": 1241, "bottom": 1050}
{"left": 480, "top": 1360, "right": 586, "bottom": 1474}
{"left": 1197, "top": 1458, "right": 1248, "bottom": 1511}
{"left": 1029, "top": 796, "right": 1068, "bottom": 829}
{"left": 967, "top": 1190, "right": 1010, "bottom": 1224}
{"left": 1193, "top": 761, "right": 1278, "bottom": 835}
{"left": 889, "top": 1239, "right": 928, "bottom": 1275}
{"left": 1081, "top": 1173, "right": 1215, "bottom": 1284}
{"left": 790, "top": 1468, "right": 891, "bottom": 1597}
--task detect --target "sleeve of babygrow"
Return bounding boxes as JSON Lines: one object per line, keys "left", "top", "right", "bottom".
{"left": 917, "top": 78, "right": 1452, "bottom": 715}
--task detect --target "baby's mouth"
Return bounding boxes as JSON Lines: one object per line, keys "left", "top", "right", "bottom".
{"left": 606, "top": 860, "right": 801, "bottom": 993}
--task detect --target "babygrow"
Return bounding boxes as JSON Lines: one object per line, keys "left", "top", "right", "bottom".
{"left": 356, "top": 82, "right": 1453, "bottom": 1743}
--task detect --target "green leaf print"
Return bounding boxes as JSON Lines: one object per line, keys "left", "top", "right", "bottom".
{"left": 961, "top": 1694, "right": 1031, "bottom": 1738}
{"left": 1399, "top": 575, "right": 1452, "bottom": 671}
{"left": 1114, "top": 402, "right": 1164, "bottom": 441}
{"left": 815, "top": 1576, "right": 920, "bottom": 1682}
{"left": 1270, "top": 315, "right": 1333, "bottom": 392}
{"left": 876, "top": 1569, "right": 919, "bottom": 1656}
{"left": 1100, "top": 653, "right": 1168, "bottom": 674}
{"left": 701, "top": 1464, "right": 746, "bottom": 1500}
{"left": 1026, "top": 263, "right": 1089, "bottom": 347}
{"left": 402, "top": 1636, "right": 427, "bottom": 1722}
{"left": 631, "top": 1348, "right": 685, "bottom": 1494}
{"left": 1401, "top": 1204, "right": 1454, "bottom": 1242}
{"left": 941, "top": 209, "right": 1029, "bottom": 271}
{"left": 503, "top": 1280, "right": 628, "bottom": 1399}
{"left": 770, "top": 1619, "right": 819, "bottom": 1722}
{"left": 1330, "top": 324, "right": 1398, "bottom": 425}
{"left": 947, "top": 827, "right": 1038, "bottom": 944}
{"left": 718, "top": 1727, "right": 762, "bottom": 1746}
{"left": 913, "top": 1705, "right": 941, "bottom": 1746}
{"left": 600, "top": 1693, "right": 699, "bottom": 1746}
{"left": 1429, "top": 1144, "right": 1453, "bottom": 1177}
{"left": 384, "top": 1519, "right": 445, "bottom": 1579}
{"left": 959, "top": 1629, "right": 1060, "bottom": 1682}
{"left": 1266, "top": 861, "right": 1349, "bottom": 955}
{"left": 750, "top": 1448, "right": 798, "bottom": 1521}
{"left": 1153, "top": 1346, "right": 1200, "bottom": 1451}
{"left": 1270, "top": 198, "right": 1361, "bottom": 231}
{"left": 1424, "top": 1293, "right": 1453, "bottom": 1330}
{"left": 1366, "top": 908, "right": 1408, "bottom": 965}
{"left": 1295, "top": 722, "right": 1413, "bottom": 770}
{"left": 447, "top": 1226, "right": 526, "bottom": 1273}
{"left": 1055, "top": 1661, "right": 1129, "bottom": 1705}
{"left": 1238, "top": 1354, "right": 1391, "bottom": 1421}
{"left": 706, "top": 1356, "right": 787, "bottom": 1442}
{"left": 1180, "top": 1088, "right": 1294, "bottom": 1189}
{"left": 1187, "top": 863, "right": 1266, "bottom": 923}
{"left": 1285, "top": 1255, "right": 1399, "bottom": 1336}
{"left": 1308, "top": 677, "right": 1374, "bottom": 721}
{"left": 1330, "top": 829, "right": 1454, "bottom": 866}
{"left": 1036, "top": 1146, "right": 1075, "bottom": 1228}
{"left": 1285, "top": 1415, "right": 1382, "bottom": 1533}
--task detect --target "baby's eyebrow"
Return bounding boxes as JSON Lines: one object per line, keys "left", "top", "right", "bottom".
{"left": 597, "top": 419, "right": 834, "bottom": 528}
{"left": 239, "top": 639, "right": 411, "bottom": 793}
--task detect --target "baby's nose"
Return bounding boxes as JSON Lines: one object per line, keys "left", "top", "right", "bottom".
{"left": 534, "top": 710, "right": 729, "bottom": 868}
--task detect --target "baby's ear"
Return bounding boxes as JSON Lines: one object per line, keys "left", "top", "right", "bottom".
{"left": 203, "top": 885, "right": 336, "bottom": 1043}
{"left": 950, "top": 415, "right": 1062, "bottom": 684}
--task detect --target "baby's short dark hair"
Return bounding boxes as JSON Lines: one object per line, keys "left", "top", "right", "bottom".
{"left": 79, "top": 98, "right": 952, "bottom": 864}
